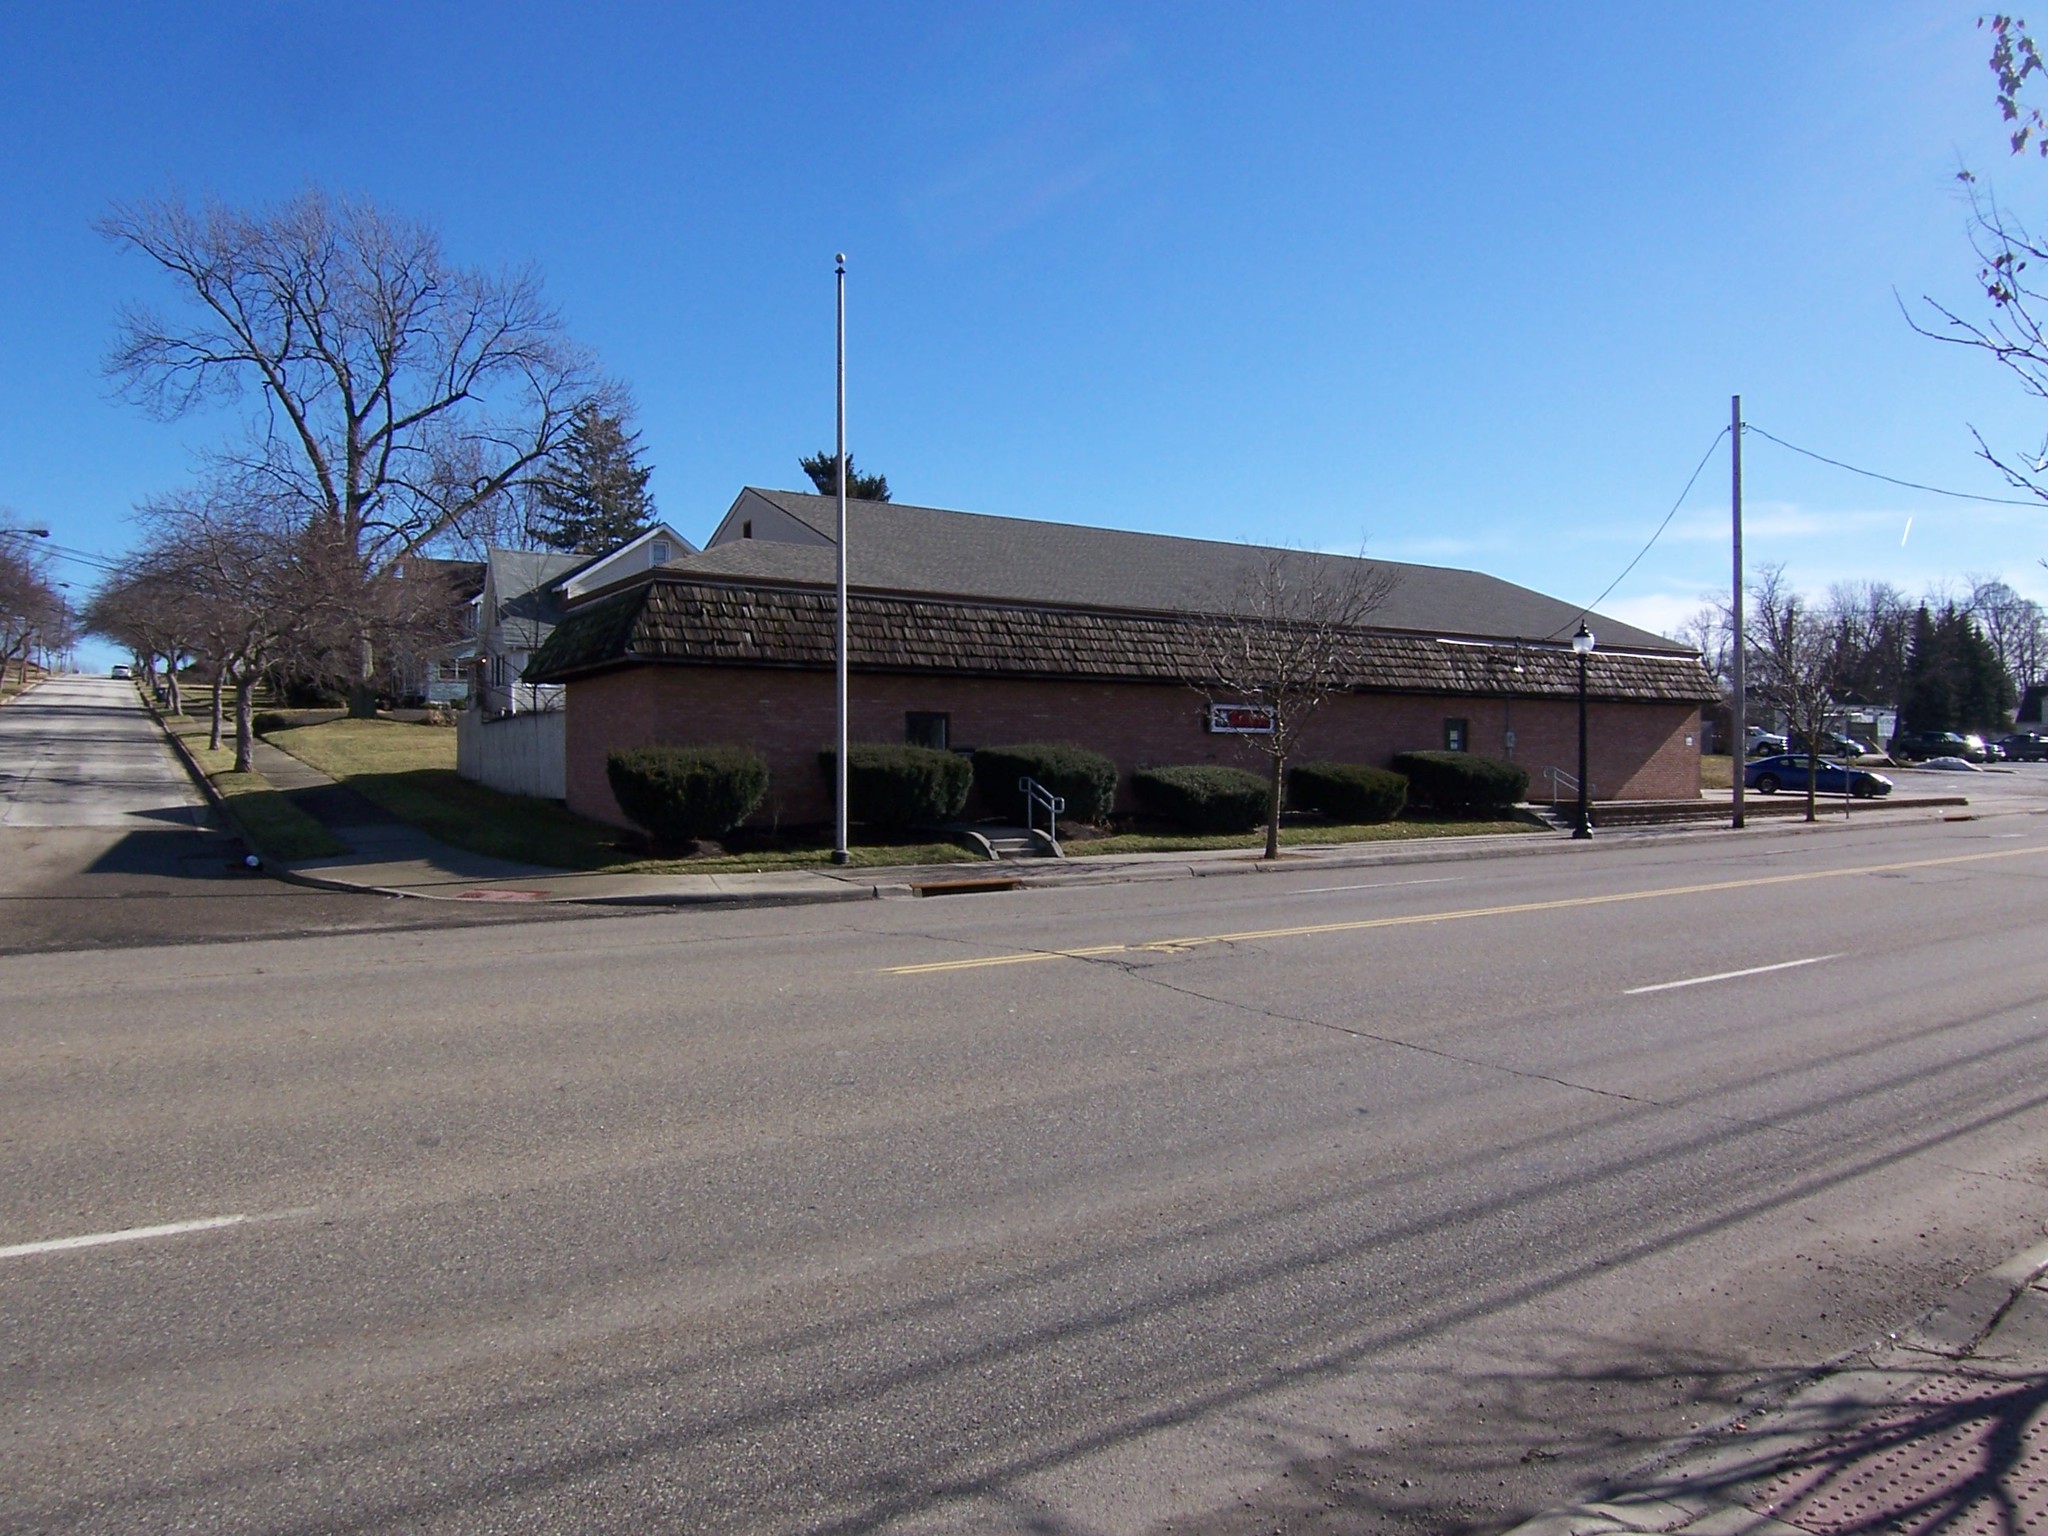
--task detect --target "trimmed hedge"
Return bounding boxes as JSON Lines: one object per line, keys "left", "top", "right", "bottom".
{"left": 251, "top": 711, "right": 292, "bottom": 736}
{"left": 607, "top": 744, "right": 770, "bottom": 844}
{"left": 1388, "top": 750, "right": 1528, "bottom": 814}
{"left": 820, "top": 742, "right": 973, "bottom": 829}
{"left": 973, "top": 742, "right": 1119, "bottom": 825}
{"left": 1288, "top": 760, "right": 1407, "bottom": 824}
{"left": 1130, "top": 763, "right": 1270, "bottom": 833}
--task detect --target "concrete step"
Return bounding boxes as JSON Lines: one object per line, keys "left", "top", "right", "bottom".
{"left": 977, "top": 824, "right": 1063, "bottom": 860}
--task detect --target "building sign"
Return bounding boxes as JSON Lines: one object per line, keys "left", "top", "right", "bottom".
{"left": 1207, "top": 703, "right": 1276, "bottom": 735}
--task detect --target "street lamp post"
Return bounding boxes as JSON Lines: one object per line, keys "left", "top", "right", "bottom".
{"left": 0, "top": 527, "right": 50, "bottom": 539}
{"left": 1572, "top": 623, "right": 1595, "bottom": 839}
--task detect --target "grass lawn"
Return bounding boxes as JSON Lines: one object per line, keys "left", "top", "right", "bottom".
{"left": 264, "top": 717, "right": 971, "bottom": 873}
{"left": 1702, "top": 753, "right": 1734, "bottom": 790}
{"left": 163, "top": 715, "right": 347, "bottom": 861}
{"left": 1071, "top": 816, "right": 1538, "bottom": 857}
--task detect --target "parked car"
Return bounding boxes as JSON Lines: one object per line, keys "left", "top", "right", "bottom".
{"left": 1891, "top": 730, "right": 1986, "bottom": 763}
{"left": 109, "top": 664, "right": 131, "bottom": 679}
{"left": 1745, "top": 732, "right": 1789, "bottom": 757}
{"left": 1998, "top": 732, "right": 2048, "bottom": 761}
{"left": 1744, "top": 753, "right": 1894, "bottom": 798}
{"left": 1790, "top": 731, "right": 1875, "bottom": 759}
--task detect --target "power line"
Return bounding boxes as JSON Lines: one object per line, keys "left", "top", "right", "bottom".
{"left": 1744, "top": 424, "right": 2046, "bottom": 507}
{"left": 1552, "top": 425, "right": 1729, "bottom": 639}
{"left": 37, "top": 543, "right": 128, "bottom": 575}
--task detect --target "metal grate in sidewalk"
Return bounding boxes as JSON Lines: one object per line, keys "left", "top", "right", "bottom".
{"left": 1749, "top": 1368, "right": 2048, "bottom": 1534}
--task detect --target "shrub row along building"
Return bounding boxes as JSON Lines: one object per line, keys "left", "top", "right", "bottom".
{"left": 524, "top": 489, "right": 1719, "bottom": 830}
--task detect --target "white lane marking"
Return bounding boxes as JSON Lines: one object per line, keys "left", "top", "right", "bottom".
{"left": 0, "top": 1214, "right": 249, "bottom": 1260}
{"left": 1625, "top": 954, "right": 1840, "bottom": 996}
{"left": 1291, "top": 878, "right": 1459, "bottom": 896}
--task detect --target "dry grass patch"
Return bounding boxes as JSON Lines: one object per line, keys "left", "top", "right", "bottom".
{"left": 266, "top": 717, "right": 972, "bottom": 873}
{"left": 163, "top": 715, "right": 345, "bottom": 860}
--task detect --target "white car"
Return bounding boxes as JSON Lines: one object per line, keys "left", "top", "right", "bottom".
{"left": 110, "top": 664, "right": 132, "bottom": 680}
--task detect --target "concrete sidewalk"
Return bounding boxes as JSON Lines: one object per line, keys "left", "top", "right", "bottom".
{"left": 150, "top": 715, "right": 1975, "bottom": 908}
{"left": 261, "top": 778, "right": 1974, "bottom": 911}
{"left": 1507, "top": 1239, "right": 2048, "bottom": 1536}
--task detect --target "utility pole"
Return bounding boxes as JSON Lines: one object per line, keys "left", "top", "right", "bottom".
{"left": 832, "top": 254, "right": 850, "bottom": 867}
{"left": 1730, "top": 394, "right": 1746, "bottom": 830}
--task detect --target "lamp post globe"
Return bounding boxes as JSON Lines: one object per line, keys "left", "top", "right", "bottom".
{"left": 1571, "top": 623, "right": 1595, "bottom": 839}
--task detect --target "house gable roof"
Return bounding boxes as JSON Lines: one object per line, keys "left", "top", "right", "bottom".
{"left": 553, "top": 523, "right": 697, "bottom": 601}
{"left": 481, "top": 548, "right": 585, "bottom": 648}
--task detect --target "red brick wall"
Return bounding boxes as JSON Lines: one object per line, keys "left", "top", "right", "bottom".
{"left": 565, "top": 665, "right": 1701, "bottom": 828}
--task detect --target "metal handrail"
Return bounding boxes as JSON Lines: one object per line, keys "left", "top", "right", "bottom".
{"left": 1019, "top": 776, "right": 1065, "bottom": 840}
{"left": 1541, "top": 765, "right": 1579, "bottom": 801}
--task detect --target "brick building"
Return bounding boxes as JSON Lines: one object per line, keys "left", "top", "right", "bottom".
{"left": 526, "top": 490, "right": 1719, "bottom": 829}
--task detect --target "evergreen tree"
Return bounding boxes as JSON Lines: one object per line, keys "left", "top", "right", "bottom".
{"left": 527, "top": 407, "right": 658, "bottom": 553}
{"left": 799, "top": 451, "right": 891, "bottom": 501}
{"left": 1901, "top": 603, "right": 2020, "bottom": 732}
{"left": 1902, "top": 605, "right": 1958, "bottom": 732}
{"left": 1952, "top": 608, "right": 2017, "bottom": 728}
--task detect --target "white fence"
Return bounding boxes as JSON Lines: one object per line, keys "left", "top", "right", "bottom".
{"left": 456, "top": 707, "right": 566, "bottom": 801}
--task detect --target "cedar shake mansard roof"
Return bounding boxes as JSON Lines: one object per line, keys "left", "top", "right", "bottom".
{"left": 526, "top": 491, "right": 1718, "bottom": 702}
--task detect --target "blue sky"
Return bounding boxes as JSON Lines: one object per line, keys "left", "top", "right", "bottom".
{"left": 5, "top": 2, "right": 2046, "bottom": 665}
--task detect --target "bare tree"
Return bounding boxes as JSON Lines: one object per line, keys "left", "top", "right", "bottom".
{"left": 101, "top": 189, "right": 606, "bottom": 714}
{"left": 1965, "top": 574, "right": 2046, "bottom": 695}
{"left": 1749, "top": 565, "right": 1839, "bottom": 823}
{"left": 82, "top": 563, "right": 193, "bottom": 710}
{"left": 0, "top": 531, "right": 66, "bottom": 691}
{"left": 1913, "top": 17, "right": 2048, "bottom": 503}
{"left": 134, "top": 483, "right": 343, "bottom": 770}
{"left": 1190, "top": 548, "right": 1401, "bottom": 859}
{"left": 1675, "top": 602, "right": 1733, "bottom": 691}
{"left": 1820, "top": 579, "right": 1915, "bottom": 712}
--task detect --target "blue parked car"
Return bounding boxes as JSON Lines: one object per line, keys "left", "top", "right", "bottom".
{"left": 1744, "top": 753, "right": 1893, "bottom": 798}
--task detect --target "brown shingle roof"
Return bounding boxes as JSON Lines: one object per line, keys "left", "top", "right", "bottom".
{"left": 706, "top": 488, "right": 1690, "bottom": 654}
{"left": 528, "top": 577, "right": 1718, "bottom": 703}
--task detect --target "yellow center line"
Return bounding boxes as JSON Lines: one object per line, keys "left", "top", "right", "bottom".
{"left": 879, "top": 843, "right": 2042, "bottom": 976}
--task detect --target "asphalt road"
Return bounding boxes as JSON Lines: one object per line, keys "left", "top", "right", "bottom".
{"left": 0, "top": 677, "right": 572, "bottom": 954}
{"left": 5, "top": 809, "right": 2047, "bottom": 1534}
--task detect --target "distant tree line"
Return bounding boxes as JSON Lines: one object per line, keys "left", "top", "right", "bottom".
{"left": 1681, "top": 571, "right": 2036, "bottom": 742}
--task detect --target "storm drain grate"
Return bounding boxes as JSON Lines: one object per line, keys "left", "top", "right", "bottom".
{"left": 1749, "top": 1369, "right": 2048, "bottom": 1534}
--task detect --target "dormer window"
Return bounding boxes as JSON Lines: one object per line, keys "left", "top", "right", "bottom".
{"left": 742, "top": 520, "right": 753, "bottom": 538}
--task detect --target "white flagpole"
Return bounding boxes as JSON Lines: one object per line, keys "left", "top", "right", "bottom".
{"left": 833, "top": 254, "right": 850, "bottom": 866}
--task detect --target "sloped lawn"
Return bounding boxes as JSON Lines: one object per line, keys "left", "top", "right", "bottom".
{"left": 162, "top": 715, "right": 346, "bottom": 861}
{"left": 263, "top": 718, "right": 971, "bottom": 872}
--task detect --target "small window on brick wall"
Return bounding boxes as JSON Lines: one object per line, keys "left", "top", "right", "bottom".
{"left": 1444, "top": 717, "right": 1469, "bottom": 752}
{"left": 905, "top": 712, "right": 949, "bottom": 750}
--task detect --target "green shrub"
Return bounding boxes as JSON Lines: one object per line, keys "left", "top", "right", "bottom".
{"left": 1130, "top": 763, "right": 1270, "bottom": 832}
{"left": 1288, "top": 760, "right": 1407, "bottom": 823}
{"left": 251, "top": 711, "right": 292, "bottom": 736}
{"left": 607, "top": 745, "right": 770, "bottom": 844}
{"left": 973, "top": 742, "right": 1119, "bottom": 825}
{"left": 820, "top": 742, "right": 973, "bottom": 830}
{"left": 1388, "top": 750, "right": 1528, "bottom": 814}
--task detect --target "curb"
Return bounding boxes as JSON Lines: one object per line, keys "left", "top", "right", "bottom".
{"left": 266, "top": 864, "right": 885, "bottom": 909}
{"left": 145, "top": 695, "right": 266, "bottom": 868}
{"left": 1501, "top": 1237, "right": 2048, "bottom": 1536}
{"left": 256, "top": 792, "right": 1985, "bottom": 909}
